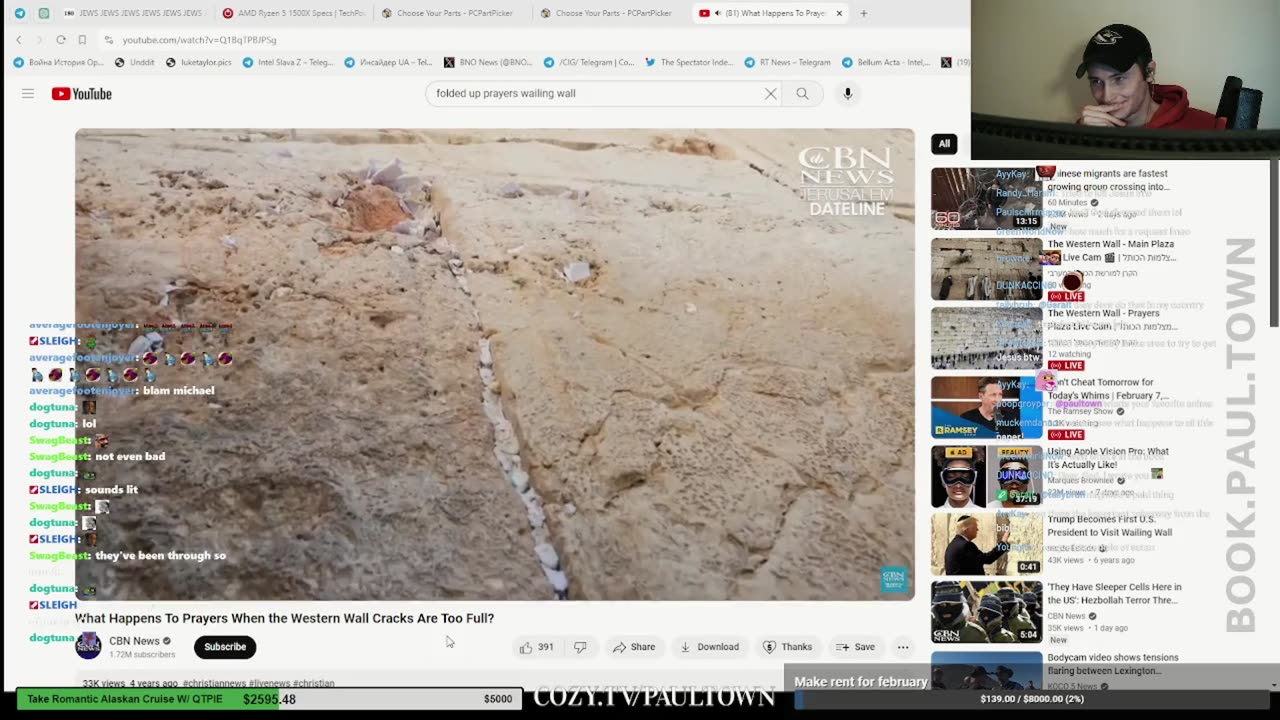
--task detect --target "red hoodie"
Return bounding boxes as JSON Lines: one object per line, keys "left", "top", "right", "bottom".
{"left": 1144, "top": 84, "right": 1220, "bottom": 129}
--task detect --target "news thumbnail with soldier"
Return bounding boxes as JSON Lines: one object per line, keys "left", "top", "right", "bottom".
{"left": 931, "top": 580, "right": 1043, "bottom": 644}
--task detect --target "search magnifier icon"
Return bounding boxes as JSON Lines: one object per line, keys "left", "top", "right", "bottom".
{"left": 796, "top": 87, "right": 809, "bottom": 100}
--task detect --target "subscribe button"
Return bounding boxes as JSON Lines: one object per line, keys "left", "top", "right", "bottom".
{"left": 194, "top": 635, "right": 256, "bottom": 660}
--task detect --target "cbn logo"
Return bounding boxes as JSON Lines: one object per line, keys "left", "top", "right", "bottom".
{"left": 880, "top": 566, "right": 909, "bottom": 593}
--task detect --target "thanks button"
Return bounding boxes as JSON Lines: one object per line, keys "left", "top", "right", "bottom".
{"left": 194, "top": 636, "right": 256, "bottom": 660}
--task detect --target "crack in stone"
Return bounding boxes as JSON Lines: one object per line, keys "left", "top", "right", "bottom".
{"left": 429, "top": 185, "right": 570, "bottom": 600}
{"left": 733, "top": 486, "right": 809, "bottom": 579}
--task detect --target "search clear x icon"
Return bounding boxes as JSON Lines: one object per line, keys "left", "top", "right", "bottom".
{"left": 763, "top": 87, "right": 778, "bottom": 101}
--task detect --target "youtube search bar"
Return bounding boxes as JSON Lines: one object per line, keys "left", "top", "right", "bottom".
{"left": 426, "top": 81, "right": 823, "bottom": 107}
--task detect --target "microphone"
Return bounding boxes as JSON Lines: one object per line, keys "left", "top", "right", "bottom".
{"left": 843, "top": 87, "right": 852, "bottom": 100}
{"left": 1216, "top": 76, "right": 1242, "bottom": 128}
{"left": 1232, "top": 88, "right": 1262, "bottom": 130}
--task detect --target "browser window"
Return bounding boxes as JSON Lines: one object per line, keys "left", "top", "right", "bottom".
{"left": 4, "top": 0, "right": 1277, "bottom": 713}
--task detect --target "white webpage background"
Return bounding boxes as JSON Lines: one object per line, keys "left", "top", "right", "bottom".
{"left": 4, "top": 0, "right": 1277, "bottom": 692}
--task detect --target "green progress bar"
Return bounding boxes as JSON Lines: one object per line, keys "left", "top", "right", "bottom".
{"left": 18, "top": 688, "right": 279, "bottom": 710}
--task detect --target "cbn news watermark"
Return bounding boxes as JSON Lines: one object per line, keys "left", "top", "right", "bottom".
{"left": 531, "top": 687, "right": 776, "bottom": 707}
{"left": 798, "top": 145, "right": 899, "bottom": 217}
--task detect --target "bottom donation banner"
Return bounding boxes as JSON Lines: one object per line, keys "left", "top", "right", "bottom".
{"left": 12, "top": 686, "right": 1276, "bottom": 711}
{"left": 16, "top": 688, "right": 522, "bottom": 711}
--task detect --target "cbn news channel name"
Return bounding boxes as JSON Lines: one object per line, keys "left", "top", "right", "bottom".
{"left": 532, "top": 687, "right": 776, "bottom": 707}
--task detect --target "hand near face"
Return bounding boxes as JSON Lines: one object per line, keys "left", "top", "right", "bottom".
{"left": 1079, "top": 102, "right": 1127, "bottom": 127}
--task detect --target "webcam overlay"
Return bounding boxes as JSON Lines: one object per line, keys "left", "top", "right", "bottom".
{"left": 70, "top": 128, "right": 915, "bottom": 601}
{"left": 931, "top": 376, "right": 1044, "bottom": 440}
{"left": 970, "top": 0, "right": 1280, "bottom": 159}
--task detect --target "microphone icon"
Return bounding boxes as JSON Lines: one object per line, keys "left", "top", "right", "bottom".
{"left": 843, "top": 87, "right": 852, "bottom": 100}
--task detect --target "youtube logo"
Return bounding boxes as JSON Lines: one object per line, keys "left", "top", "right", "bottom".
{"left": 699, "top": 9, "right": 710, "bottom": 17}
{"left": 50, "top": 86, "right": 113, "bottom": 101}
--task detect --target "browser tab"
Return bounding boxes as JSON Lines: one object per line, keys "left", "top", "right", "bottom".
{"left": 537, "top": 3, "right": 678, "bottom": 25}
{"left": 693, "top": 3, "right": 849, "bottom": 25}
{"left": 374, "top": 2, "right": 525, "bottom": 26}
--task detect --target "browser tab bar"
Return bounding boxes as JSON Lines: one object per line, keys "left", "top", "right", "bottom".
{"left": 693, "top": 3, "right": 849, "bottom": 25}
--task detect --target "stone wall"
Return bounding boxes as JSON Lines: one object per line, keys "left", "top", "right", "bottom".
{"left": 931, "top": 238, "right": 1042, "bottom": 300}
{"left": 931, "top": 308, "right": 1043, "bottom": 369}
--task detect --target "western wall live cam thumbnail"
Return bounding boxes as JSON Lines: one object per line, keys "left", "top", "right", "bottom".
{"left": 970, "top": 0, "right": 1280, "bottom": 158}
{"left": 71, "top": 129, "right": 916, "bottom": 601}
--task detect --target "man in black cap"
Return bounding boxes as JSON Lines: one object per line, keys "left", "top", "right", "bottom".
{"left": 932, "top": 581, "right": 990, "bottom": 642}
{"left": 1023, "top": 590, "right": 1043, "bottom": 635}
{"left": 978, "top": 594, "right": 1015, "bottom": 642}
{"left": 1075, "top": 23, "right": 1219, "bottom": 130}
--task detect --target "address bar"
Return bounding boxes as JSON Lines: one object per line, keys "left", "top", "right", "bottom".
{"left": 426, "top": 81, "right": 824, "bottom": 107}
{"left": 105, "top": 32, "right": 280, "bottom": 49}
{"left": 98, "top": 27, "right": 956, "bottom": 52}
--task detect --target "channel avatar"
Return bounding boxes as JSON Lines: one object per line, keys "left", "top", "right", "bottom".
{"left": 76, "top": 632, "right": 102, "bottom": 659}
